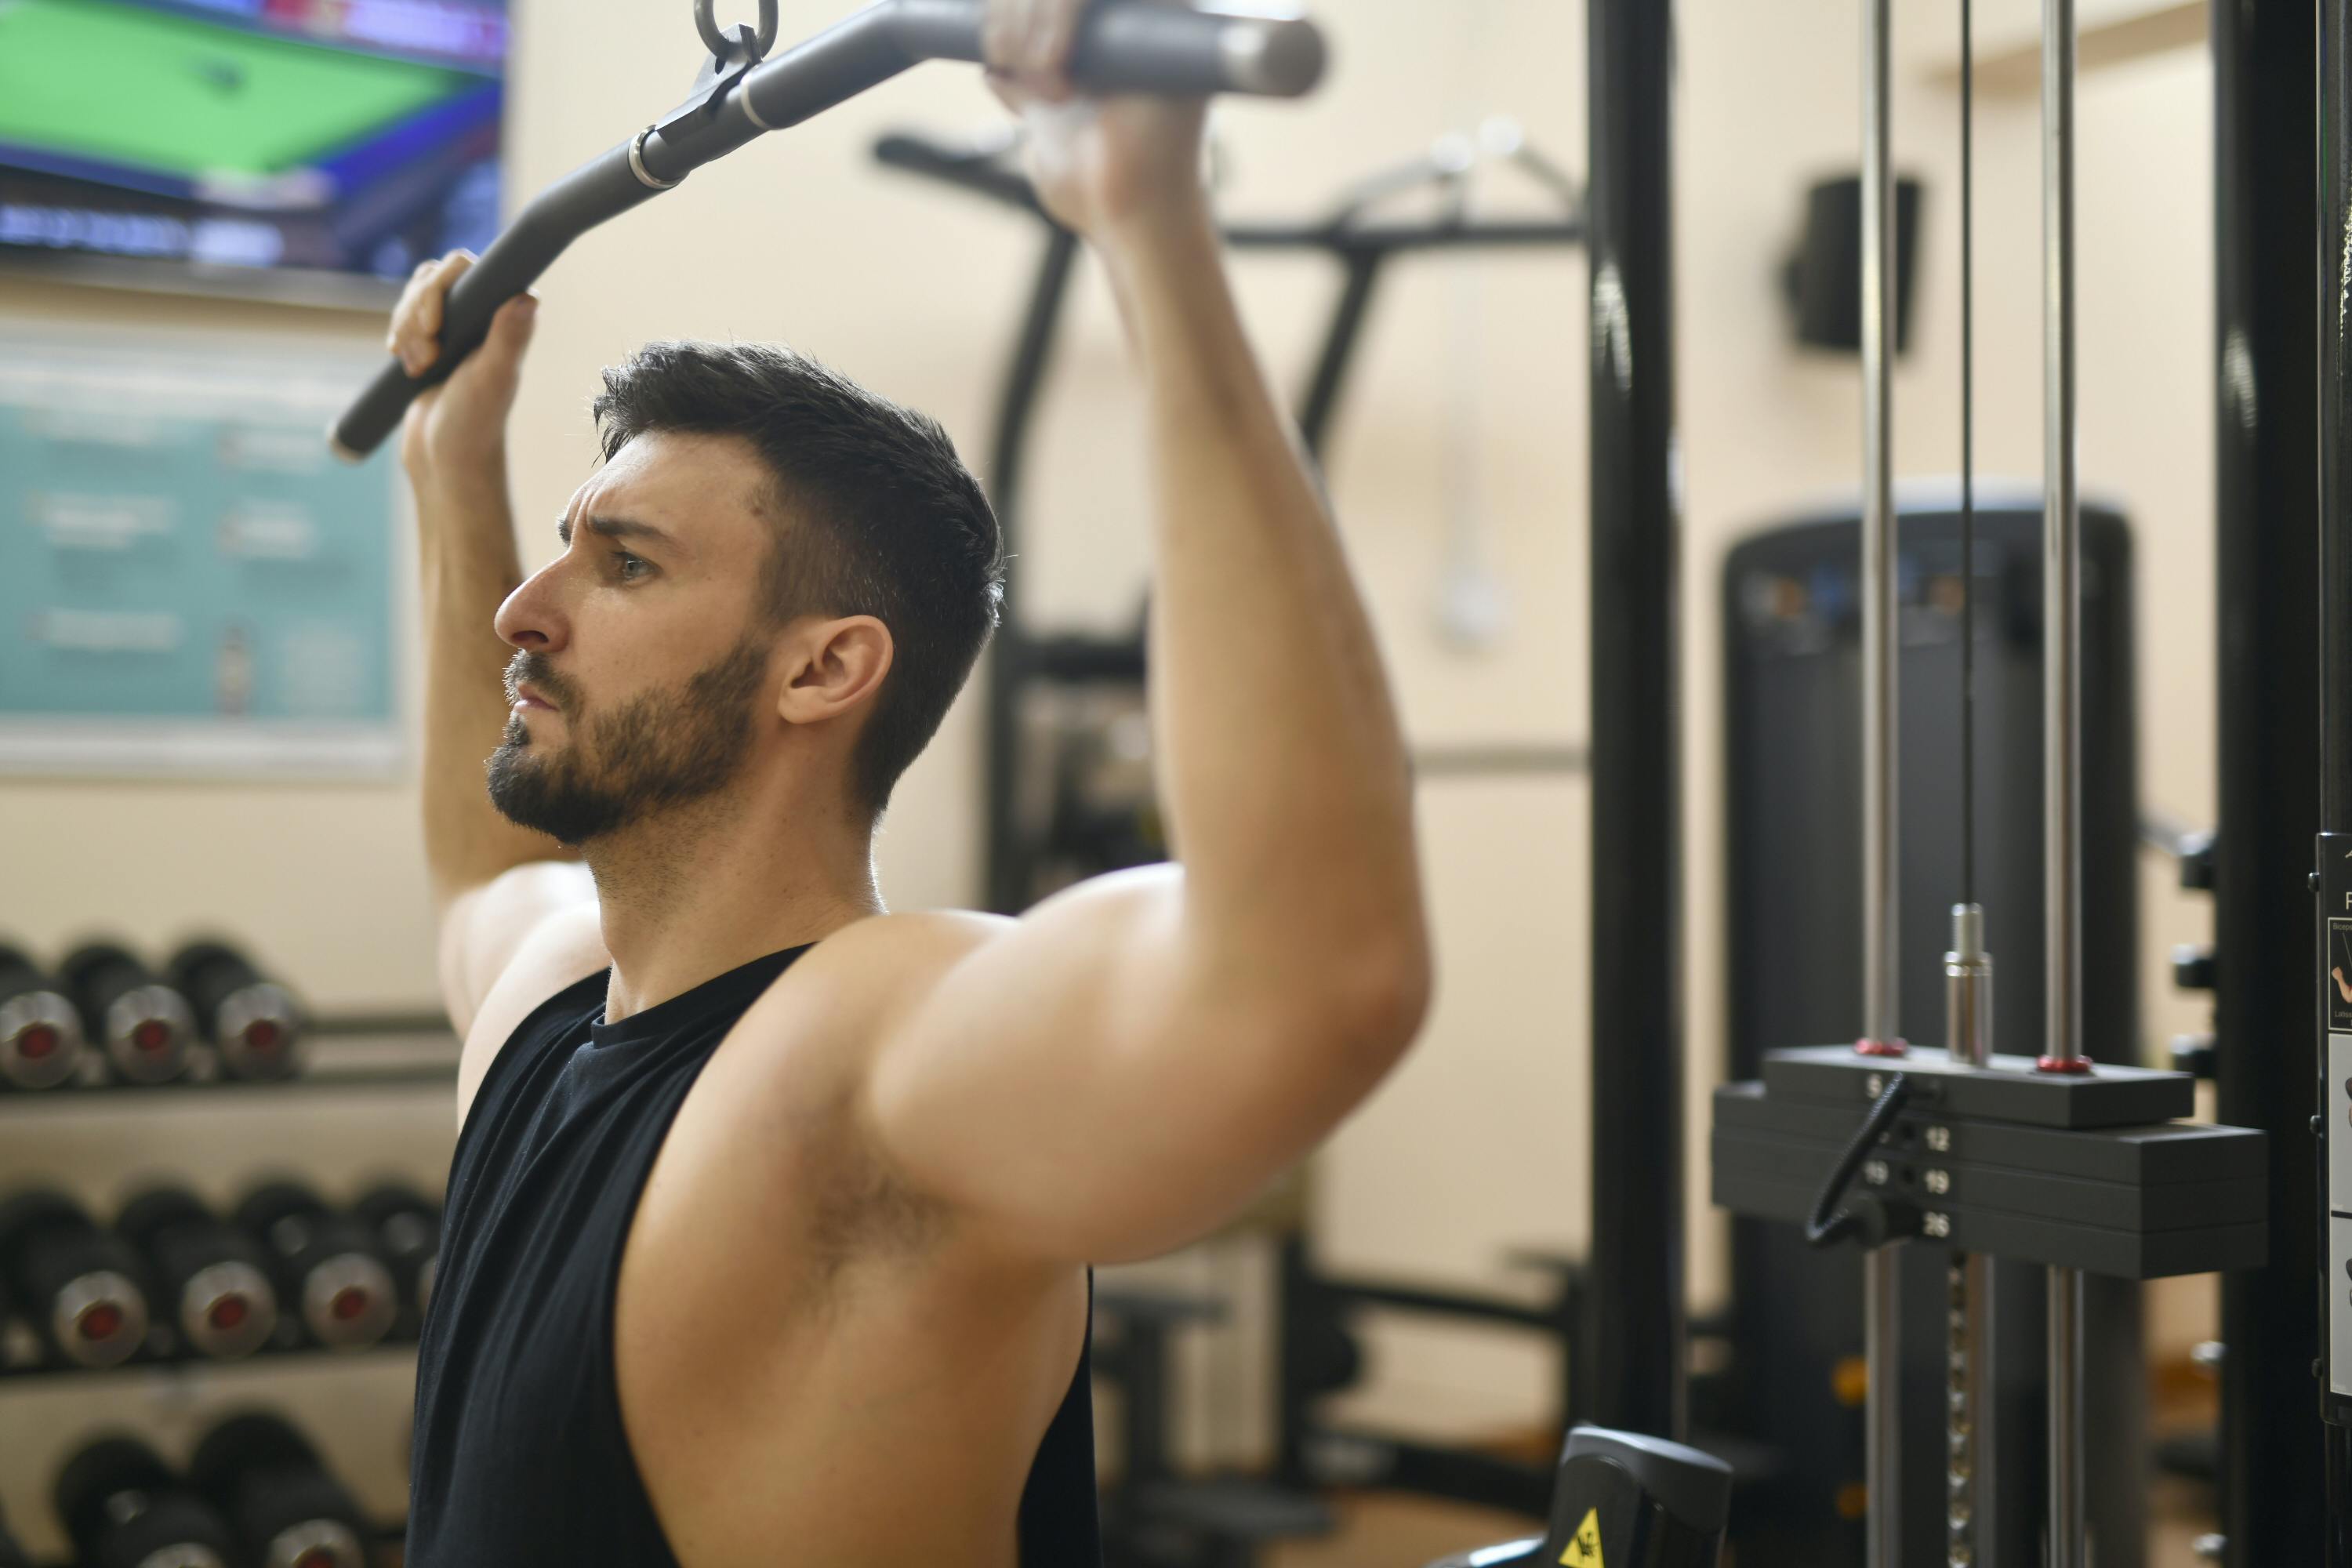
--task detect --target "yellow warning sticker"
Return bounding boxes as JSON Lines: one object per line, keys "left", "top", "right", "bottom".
{"left": 1559, "top": 1507, "right": 1604, "bottom": 1567}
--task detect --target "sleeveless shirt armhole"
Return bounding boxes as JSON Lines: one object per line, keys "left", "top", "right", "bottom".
{"left": 448, "top": 967, "right": 612, "bottom": 1169}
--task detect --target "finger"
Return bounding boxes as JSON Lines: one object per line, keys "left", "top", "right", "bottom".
{"left": 408, "top": 250, "right": 474, "bottom": 365}
{"left": 983, "top": 0, "right": 1049, "bottom": 72}
{"left": 385, "top": 260, "right": 441, "bottom": 359}
{"left": 1029, "top": 0, "right": 1083, "bottom": 82}
{"left": 1019, "top": 68, "right": 1076, "bottom": 105}
{"left": 398, "top": 251, "right": 474, "bottom": 376}
{"left": 1018, "top": 0, "right": 1057, "bottom": 76}
{"left": 982, "top": 0, "right": 1034, "bottom": 73}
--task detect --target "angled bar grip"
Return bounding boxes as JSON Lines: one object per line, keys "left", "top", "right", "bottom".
{"left": 329, "top": 145, "right": 660, "bottom": 463}
{"left": 885, "top": 0, "right": 1327, "bottom": 98}
{"left": 331, "top": 1, "right": 1325, "bottom": 461}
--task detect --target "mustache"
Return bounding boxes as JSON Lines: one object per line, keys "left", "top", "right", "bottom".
{"left": 503, "top": 652, "right": 578, "bottom": 712}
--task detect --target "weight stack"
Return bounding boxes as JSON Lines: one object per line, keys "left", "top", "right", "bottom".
{"left": 1719, "top": 499, "right": 2144, "bottom": 1566}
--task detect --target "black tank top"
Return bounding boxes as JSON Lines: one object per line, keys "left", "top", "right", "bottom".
{"left": 408, "top": 946, "right": 1102, "bottom": 1566}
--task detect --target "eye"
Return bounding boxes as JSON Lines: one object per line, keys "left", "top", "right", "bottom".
{"left": 612, "top": 550, "right": 651, "bottom": 582}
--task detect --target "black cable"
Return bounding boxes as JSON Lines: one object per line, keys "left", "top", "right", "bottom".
{"left": 1805, "top": 1073, "right": 1912, "bottom": 1247}
{"left": 1959, "top": 0, "right": 1976, "bottom": 909}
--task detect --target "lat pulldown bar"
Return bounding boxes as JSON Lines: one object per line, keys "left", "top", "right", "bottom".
{"left": 328, "top": 0, "right": 1327, "bottom": 460}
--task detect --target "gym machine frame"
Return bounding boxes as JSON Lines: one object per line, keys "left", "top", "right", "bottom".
{"left": 2318, "top": 2, "right": 2352, "bottom": 1559}
{"left": 2213, "top": 0, "right": 2340, "bottom": 1560}
{"left": 866, "top": 125, "right": 1584, "bottom": 914}
{"left": 1700, "top": 9, "right": 2307, "bottom": 1568}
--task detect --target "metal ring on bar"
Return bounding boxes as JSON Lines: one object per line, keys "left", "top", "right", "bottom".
{"left": 695, "top": 0, "right": 780, "bottom": 62}
{"left": 629, "top": 127, "right": 682, "bottom": 190}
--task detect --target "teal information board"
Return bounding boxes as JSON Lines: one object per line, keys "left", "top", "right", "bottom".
{"left": 0, "top": 335, "right": 405, "bottom": 775}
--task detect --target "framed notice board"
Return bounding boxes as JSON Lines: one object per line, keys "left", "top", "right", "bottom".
{"left": 0, "top": 332, "right": 407, "bottom": 776}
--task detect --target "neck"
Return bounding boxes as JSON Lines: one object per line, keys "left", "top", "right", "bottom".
{"left": 584, "top": 788, "right": 882, "bottom": 1022}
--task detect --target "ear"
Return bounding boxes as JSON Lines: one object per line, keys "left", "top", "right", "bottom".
{"left": 775, "top": 615, "right": 894, "bottom": 727}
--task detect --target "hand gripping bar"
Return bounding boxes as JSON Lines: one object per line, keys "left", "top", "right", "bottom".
{"left": 330, "top": 0, "right": 1327, "bottom": 460}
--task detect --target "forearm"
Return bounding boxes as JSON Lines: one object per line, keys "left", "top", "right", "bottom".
{"left": 1097, "top": 205, "right": 1424, "bottom": 989}
{"left": 414, "top": 464, "right": 568, "bottom": 906}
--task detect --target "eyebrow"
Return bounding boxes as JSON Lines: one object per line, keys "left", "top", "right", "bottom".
{"left": 556, "top": 514, "right": 683, "bottom": 553}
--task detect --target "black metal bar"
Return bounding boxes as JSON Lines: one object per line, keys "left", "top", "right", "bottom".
{"left": 1118, "top": 1315, "right": 1174, "bottom": 1486}
{"left": 1584, "top": 0, "right": 1682, "bottom": 1442}
{"left": 1297, "top": 254, "right": 1383, "bottom": 463}
{"left": 2217, "top": 0, "right": 2330, "bottom": 1559}
{"left": 2325, "top": 2, "right": 2352, "bottom": 833}
{"left": 2318, "top": 0, "right": 2352, "bottom": 1537}
{"left": 873, "top": 131, "right": 1584, "bottom": 254}
{"left": 1276, "top": 1234, "right": 1320, "bottom": 1490}
{"left": 982, "top": 226, "right": 1083, "bottom": 914}
{"left": 873, "top": 131, "right": 1042, "bottom": 209}
{"left": 1299, "top": 1428, "right": 1551, "bottom": 1517}
{"left": 1256, "top": 220, "right": 1584, "bottom": 254}
{"left": 1318, "top": 1277, "right": 1566, "bottom": 1334}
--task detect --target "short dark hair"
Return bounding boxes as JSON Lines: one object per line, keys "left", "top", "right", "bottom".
{"left": 590, "top": 341, "right": 1003, "bottom": 817}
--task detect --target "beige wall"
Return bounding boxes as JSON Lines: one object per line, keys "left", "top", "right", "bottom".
{"left": 0, "top": 0, "right": 2223, "bottom": 1484}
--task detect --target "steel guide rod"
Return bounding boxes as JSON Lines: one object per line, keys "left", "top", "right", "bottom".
{"left": 1948, "top": 909, "right": 1997, "bottom": 1568}
{"left": 1947, "top": 4, "right": 1997, "bottom": 1559}
{"left": 1860, "top": 0, "right": 1899, "bottom": 1062}
{"left": 1857, "top": 2, "right": 1903, "bottom": 1565}
{"left": 2039, "top": 0, "right": 2088, "bottom": 1564}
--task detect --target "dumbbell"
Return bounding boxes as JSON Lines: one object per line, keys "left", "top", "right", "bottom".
{"left": 0, "top": 1189, "right": 150, "bottom": 1368}
{"left": 352, "top": 1181, "right": 441, "bottom": 1323}
{"left": 191, "top": 1412, "right": 368, "bottom": 1568}
{"left": 115, "top": 1186, "right": 280, "bottom": 1361}
{"left": 59, "top": 942, "right": 195, "bottom": 1085}
{"left": 167, "top": 940, "right": 304, "bottom": 1081}
{"left": 232, "top": 1182, "right": 397, "bottom": 1350}
{"left": 0, "top": 944, "right": 85, "bottom": 1091}
{"left": 56, "top": 1436, "right": 238, "bottom": 1568}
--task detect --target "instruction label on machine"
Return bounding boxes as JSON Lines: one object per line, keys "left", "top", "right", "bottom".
{"left": 1559, "top": 1508, "right": 1604, "bottom": 1567}
{"left": 2330, "top": 920, "right": 2352, "bottom": 1032}
{"left": 2322, "top": 845, "right": 2352, "bottom": 1419}
{"left": 2332, "top": 1029, "right": 2351, "bottom": 1402}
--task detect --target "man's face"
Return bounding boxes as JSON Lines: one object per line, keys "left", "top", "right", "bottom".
{"left": 485, "top": 431, "right": 782, "bottom": 846}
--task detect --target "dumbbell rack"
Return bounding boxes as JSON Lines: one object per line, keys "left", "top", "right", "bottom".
{"left": 0, "top": 1016, "right": 459, "bottom": 1566}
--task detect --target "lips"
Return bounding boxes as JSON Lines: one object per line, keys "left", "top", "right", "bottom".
{"left": 512, "top": 683, "right": 556, "bottom": 712}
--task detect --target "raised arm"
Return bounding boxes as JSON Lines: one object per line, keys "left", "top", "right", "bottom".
{"left": 862, "top": 7, "right": 1430, "bottom": 1265}
{"left": 390, "top": 256, "right": 596, "bottom": 1034}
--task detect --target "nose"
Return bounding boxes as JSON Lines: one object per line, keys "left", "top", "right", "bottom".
{"left": 494, "top": 561, "right": 568, "bottom": 653}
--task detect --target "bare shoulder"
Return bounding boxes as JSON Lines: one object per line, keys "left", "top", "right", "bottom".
{"left": 684, "top": 911, "right": 1014, "bottom": 1145}
{"left": 730, "top": 909, "right": 1011, "bottom": 1061}
{"left": 650, "top": 912, "right": 1021, "bottom": 1267}
{"left": 455, "top": 901, "right": 611, "bottom": 1127}
{"left": 791, "top": 909, "right": 1010, "bottom": 989}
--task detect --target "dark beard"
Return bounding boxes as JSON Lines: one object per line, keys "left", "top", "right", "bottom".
{"left": 485, "top": 635, "right": 771, "bottom": 847}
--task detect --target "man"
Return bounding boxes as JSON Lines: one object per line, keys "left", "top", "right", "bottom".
{"left": 394, "top": 2, "right": 1429, "bottom": 1563}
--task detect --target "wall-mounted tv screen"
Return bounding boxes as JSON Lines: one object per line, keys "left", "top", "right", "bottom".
{"left": 0, "top": 0, "right": 506, "bottom": 305}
